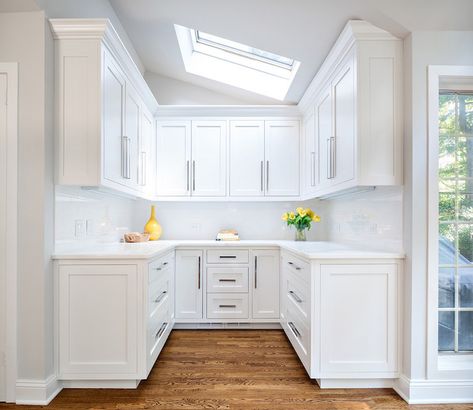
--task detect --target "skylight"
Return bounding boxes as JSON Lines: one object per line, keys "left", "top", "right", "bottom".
{"left": 174, "top": 25, "right": 300, "bottom": 100}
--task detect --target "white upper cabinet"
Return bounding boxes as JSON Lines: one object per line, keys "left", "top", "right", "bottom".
{"left": 300, "top": 20, "right": 403, "bottom": 198}
{"left": 302, "top": 111, "right": 317, "bottom": 196}
{"left": 265, "top": 121, "right": 300, "bottom": 196}
{"left": 229, "top": 121, "right": 265, "bottom": 197}
{"left": 156, "top": 121, "right": 191, "bottom": 196}
{"left": 191, "top": 121, "right": 227, "bottom": 197}
{"left": 139, "top": 107, "right": 154, "bottom": 195}
{"left": 51, "top": 19, "right": 158, "bottom": 198}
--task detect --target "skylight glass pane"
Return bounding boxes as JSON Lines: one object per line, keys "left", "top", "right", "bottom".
{"left": 195, "top": 30, "right": 294, "bottom": 68}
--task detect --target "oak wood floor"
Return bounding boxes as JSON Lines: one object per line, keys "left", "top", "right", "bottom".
{"left": 1, "top": 330, "right": 472, "bottom": 410}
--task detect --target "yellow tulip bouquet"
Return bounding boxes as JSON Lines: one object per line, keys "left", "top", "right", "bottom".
{"left": 282, "top": 207, "right": 321, "bottom": 241}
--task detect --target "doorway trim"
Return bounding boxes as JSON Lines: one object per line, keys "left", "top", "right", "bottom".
{"left": 0, "top": 62, "right": 18, "bottom": 403}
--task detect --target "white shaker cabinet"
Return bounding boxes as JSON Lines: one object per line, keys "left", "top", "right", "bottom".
{"left": 302, "top": 111, "right": 317, "bottom": 196}
{"left": 251, "top": 250, "right": 280, "bottom": 319}
{"left": 229, "top": 121, "right": 265, "bottom": 197}
{"left": 175, "top": 250, "right": 203, "bottom": 319}
{"left": 156, "top": 121, "right": 191, "bottom": 196}
{"left": 316, "top": 88, "right": 333, "bottom": 191}
{"left": 264, "top": 120, "right": 300, "bottom": 196}
{"left": 123, "top": 83, "right": 141, "bottom": 188}
{"left": 139, "top": 107, "right": 155, "bottom": 195}
{"left": 191, "top": 121, "right": 227, "bottom": 197}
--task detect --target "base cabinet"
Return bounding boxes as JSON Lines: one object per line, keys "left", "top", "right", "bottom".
{"left": 280, "top": 251, "right": 402, "bottom": 383}
{"left": 175, "top": 250, "right": 203, "bottom": 319}
{"left": 251, "top": 250, "right": 280, "bottom": 319}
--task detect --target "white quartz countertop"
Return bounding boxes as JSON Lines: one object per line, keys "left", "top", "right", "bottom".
{"left": 53, "top": 240, "right": 404, "bottom": 260}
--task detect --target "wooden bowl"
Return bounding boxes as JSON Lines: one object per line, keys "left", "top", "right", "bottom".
{"left": 124, "top": 232, "right": 150, "bottom": 243}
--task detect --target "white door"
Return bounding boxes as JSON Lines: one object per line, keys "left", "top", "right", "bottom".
{"left": 156, "top": 121, "right": 191, "bottom": 196}
{"left": 320, "top": 264, "right": 398, "bottom": 374}
{"left": 0, "top": 72, "right": 7, "bottom": 402}
{"left": 102, "top": 51, "right": 126, "bottom": 187}
{"left": 139, "top": 107, "right": 154, "bottom": 195}
{"left": 316, "top": 88, "right": 333, "bottom": 190}
{"left": 124, "top": 84, "right": 141, "bottom": 188}
{"left": 191, "top": 121, "right": 227, "bottom": 197}
{"left": 332, "top": 57, "right": 355, "bottom": 186}
{"left": 302, "top": 111, "right": 317, "bottom": 195}
{"left": 251, "top": 250, "right": 280, "bottom": 319}
{"left": 175, "top": 250, "right": 203, "bottom": 319}
{"left": 264, "top": 121, "right": 299, "bottom": 196}
{"left": 229, "top": 120, "right": 265, "bottom": 197}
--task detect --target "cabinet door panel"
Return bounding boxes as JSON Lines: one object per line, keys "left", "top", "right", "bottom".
{"left": 332, "top": 58, "right": 355, "bottom": 185}
{"left": 303, "top": 111, "right": 317, "bottom": 195}
{"left": 252, "top": 250, "right": 280, "bottom": 319}
{"left": 102, "top": 52, "right": 126, "bottom": 187}
{"left": 156, "top": 121, "right": 191, "bottom": 196}
{"left": 58, "top": 264, "right": 139, "bottom": 377}
{"left": 320, "top": 264, "right": 398, "bottom": 374}
{"left": 229, "top": 121, "right": 265, "bottom": 197}
{"left": 139, "top": 107, "right": 154, "bottom": 194}
{"left": 265, "top": 121, "right": 299, "bottom": 196}
{"left": 316, "top": 89, "right": 332, "bottom": 190}
{"left": 175, "top": 250, "right": 203, "bottom": 319}
{"left": 192, "top": 121, "right": 227, "bottom": 197}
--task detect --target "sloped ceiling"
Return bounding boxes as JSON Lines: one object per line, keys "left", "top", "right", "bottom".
{"left": 108, "top": 1, "right": 472, "bottom": 104}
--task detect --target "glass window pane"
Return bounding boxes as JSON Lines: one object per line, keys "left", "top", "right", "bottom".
{"left": 439, "top": 311, "right": 455, "bottom": 351}
{"left": 439, "top": 192, "right": 456, "bottom": 221}
{"left": 457, "top": 95, "right": 473, "bottom": 137}
{"left": 458, "top": 192, "right": 473, "bottom": 221}
{"left": 457, "top": 224, "right": 473, "bottom": 264}
{"left": 439, "top": 135, "right": 456, "bottom": 180}
{"left": 457, "top": 137, "right": 473, "bottom": 179}
{"left": 459, "top": 267, "right": 473, "bottom": 307}
{"left": 439, "top": 223, "right": 457, "bottom": 265}
{"left": 439, "top": 267, "right": 455, "bottom": 308}
{"left": 458, "top": 311, "right": 473, "bottom": 351}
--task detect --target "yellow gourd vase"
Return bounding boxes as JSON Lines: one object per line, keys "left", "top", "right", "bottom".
{"left": 144, "top": 205, "right": 162, "bottom": 240}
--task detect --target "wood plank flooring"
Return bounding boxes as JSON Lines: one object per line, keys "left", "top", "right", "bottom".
{"left": 1, "top": 330, "right": 471, "bottom": 409}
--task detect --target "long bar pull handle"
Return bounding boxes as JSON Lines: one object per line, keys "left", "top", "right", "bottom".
{"left": 260, "top": 160, "right": 264, "bottom": 192}
{"left": 154, "top": 290, "right": 167, "bottom": 304}
{"left": 266, "top": 160, "right": 269, "bottom": 191}
{"left": 219, "top": 279, "right": 237, "bottom": 283}
{"left": 126, "top": 137, "right": 131, "bottom": 179}
{"left": 156, "top": 322, "right": 168, "bottom": 339}
{"left": 186, "top": 160, "right": 190, "bottom": 191}
{"left": 254, "top": 255, "right": 258, "bottom": 289}
{"left": 140, "top": 152, "right": 146, "bottom": 186}
{"left": 326, "top": 138, "right": 331, "bottom": 180}
{"left": 121, "top": 136, "right": 127, "bottom": 178}
{"left": 192, "top": 160, "right": 196, "bottom": 191}
{"left": 288, "top": 322, "right": 301, "bottom": 338}
{"left": 289, "top": 290, "right": 303, "bottom": 303}
{"left": 219, "top": 304, "right": 237, "bottom": 308}
{"left": 310, "top": 151, "right": 316, "bottom": 186}
{"left": 197, "top": 256, "right": 201, "bottom": 290}
{"left": 219, "top": 255, "right": 236, "bottom": 259}
{"left": 330, "top": 137, "right": 336, "bottom": 179}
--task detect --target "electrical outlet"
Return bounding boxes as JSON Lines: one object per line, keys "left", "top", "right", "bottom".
{"left": 74, "top": 219, "right": 85, "bottom": 239}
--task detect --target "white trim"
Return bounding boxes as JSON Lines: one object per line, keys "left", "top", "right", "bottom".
{"left": 0, "top": 63, "right": 18, "bottom": 403}
{"left": 15, "top": 375, "right": 62, "bottom": 406}
{"left": 317, "top": 378, "right": 394, "bottom": 389}
{"left": 427, "top": 65, "right": 473, "bottom": 380}
{"left": 155, "top": 105, "right": 301, "bottom": 118}
{"left": 394, "top": 375, "right": 473, "bottom": 404}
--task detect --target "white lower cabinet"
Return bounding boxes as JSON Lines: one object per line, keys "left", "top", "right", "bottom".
{"left": 54, "top": 251, "right": 175, "bottom": 384}
{"left": 175, "top": 250, "right": 203, "bottom": 319}
{"left": 280, "top": 250, "right": 402, "bottom": 385}
{"left": 251, "top": 250, "right": 280, "bottom": 319}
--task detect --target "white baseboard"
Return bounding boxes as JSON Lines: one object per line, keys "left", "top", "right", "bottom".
{"left": 174, "top": 322, "right": 281, "bottom": 330}
{"left": 316, "top": 378, "right": 394, "bottom": 389}
{"left": 62, "top": 379, "right": 140, "bottom": 389}
{"left": 393, "top": 374, "right": 473, "bottom": 404}
{"left": 16, "top": 374, "right": 63, "bottom": 405}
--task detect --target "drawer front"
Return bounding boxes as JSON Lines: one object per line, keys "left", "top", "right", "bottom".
{"left": 149, "top": 252, "right": 174, "bottom": 283}
{"left": 286, "top": 301, "right": 310, "bottom": 357}
{"left": 207, "top": 267, "right": 249, "bottom": 293}
{"left": 282, "top": 253, "right": 310, "bottom": 284}
{"left": 207, "top": 249, "right": 249, "bottom": 264}
{"left": 206, "top": 293, "right": 249, "bottom": 319}
{"left": 148, "top": 301, "right": 171, "bottom": 356}
{"left": 285, "top": 271, "right": 310, "bottom": 322}
{"left": 149, "top": 273, "right": 171, "bottom": 317}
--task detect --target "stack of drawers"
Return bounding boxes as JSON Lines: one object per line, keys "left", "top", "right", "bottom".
{"left": 147, "top": 251, "right": 174, "bottom": 373}
{"left": 281, "top": 252, "right": 311, "bottom": 371}
{"left": 206, "top": 249, "right": 250, "bottom": 319}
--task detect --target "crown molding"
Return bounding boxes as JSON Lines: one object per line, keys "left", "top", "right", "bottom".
{"left": 49, "top": 19, "right": 159, "bottom": 113}
{"left": 155, "top": 104, "right": 301, "bottom": 117}
{"left": 297, "top": 20, "right": 400, "bottom": 114}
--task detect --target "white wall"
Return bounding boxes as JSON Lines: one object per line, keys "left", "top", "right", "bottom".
{"left": 144, "top": 71, "right": 256, "bottom": 105}
{"left": 55, "top": 187, "right": 136, "bottom": 242}
{"left": 403, "top": 31, "right": 473, "bottom": 383}
{"left": 0, "top": 10, "right": 54, "bottom": 380}
{"left": 324, "top": 187, "right": 403, "bottom": 253}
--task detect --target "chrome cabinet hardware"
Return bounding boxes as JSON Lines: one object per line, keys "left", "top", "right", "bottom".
{"left": 197, "top": 256, "right": 201, "bottom": 289}
{"left": 289, "top": 290, "right": 303, "bottom": 303}
{"left": 186, "top": 160, "right": 190, "bottom": 191}
{"left": 266, "top": 160, "right": 269, "bottom": 190}
{"left": 219, "top": 304, "right": 236, "bottom": 308}
{"left": 288, "top": 261, "right": 301, "bottom": 271}
{"left": 254, "top": 255, "right": 258, "bottom": 289}
{"left": 139, "top": 151, "right": 146, "bottom": 186}
{"left": 260, "top": 160, "right": 264, "bottom": 191}
{"left": 310, "top": 151, "right": 316, "bottom": 186}
{"left": 154, "top": 290, "right": 167, "bottom": 304}
{"left": 156, "top": 322, "right": 167, "bottom": 339}
{"left": 219, "top": 255, "right": 236, "bottom": 259}
{"left": 121, "top": 136, "right": 131, "bottom": 179}
{"left": 330, "top": 136, "right": 336, "bottom": 179}
{"left": 288, "top": 321, "right": 301, "bottom": 338}
{"left": 219, "top": 279, "right": 236, "bottom": 282}
{"left": 192, "top": 160, "right": 196, "bottom": 191}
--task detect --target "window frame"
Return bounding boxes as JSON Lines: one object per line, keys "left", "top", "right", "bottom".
{"left": 427, "top": 65, "right": 473, "bottom": 379}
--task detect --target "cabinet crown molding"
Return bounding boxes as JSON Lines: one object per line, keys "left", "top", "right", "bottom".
{"left": 49, "top": 18, "right": 158, "bottom": 114}
{"left": 298, "top": 19, "right": 400, "bottom": 114}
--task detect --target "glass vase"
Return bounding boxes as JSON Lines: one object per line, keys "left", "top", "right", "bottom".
{"left": 295, "top": 228, "right": 307, "bottom": 241}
